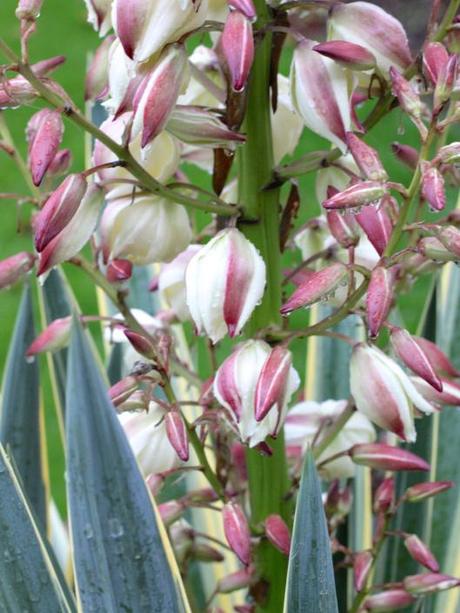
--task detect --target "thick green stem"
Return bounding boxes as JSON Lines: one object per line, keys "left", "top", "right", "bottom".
{"left": 237, "top": 2, "right": 290, "bottom": 610}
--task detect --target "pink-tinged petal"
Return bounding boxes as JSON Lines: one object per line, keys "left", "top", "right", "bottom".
{"left": 254, "top": 346, "right": 292, "bottom": 421}
{"left": 390, "top": 327, "right": 442, "bottom": 392}
{"left": 404, "top": 535, "right": 439, "bottom": 572}
{"left": 16, "top": 0, "right": 43, "bottom": 19}
{"left": 391, "top": 142, "right": 419, "bottom": 169}
{"left": 220, "top": 10, "right": 254, "bottom": 92}
{"left": 373, "top": 477, "right": 394, "bottom": 513}
{"left": 421, "top": 163, "right": 446, "bottom": 211}
{"left": 281, "top": 263, "right": 348, "bottom": 314}
{"left": 356, "top": 203, "right": 392, "bottom": 255}
{"left": 223, "top": 230, "right": 255, "bottom": 337}
{"left": 364, "top": 589, "right": 415, "bottom": 611}
{"left": 114, "top": 0, "right": 148, "bottom": 60}
{"left": 264, "top": 515, "right": 291, "bottom": 556}
{"left": 214, "top": 349, "right": 242, "bottom": 420}
{"left": 47, "top": 149, "right": 72, "bottom": 177}
{"left": 27, "top": 109, "right": 64, "bottom": 186}
{"left": 350, "top": 443, "right": 430, "bottom": 472}
{"left": 314, "top": 40, "right": 375, "bottom": 71}
{"left": 345, "top": 132, "right": 387, "bottom": 181}
{"left": 228, "top": 0, "right": 256, "bottom": 20}
{"left": 85, "top": 35, "right": 115, "bottom": 101}
{"left": 423, "top": 42, "right": 449, "bottom": 85}
{"left": 404, "top": 573, "right": 460, "bottom": 595}
{"left": 0, "top": 252, "right": 36, "bottom": 290}
{"left": 366, "top": 266, "right": 395, "bottom": 338}
{"left": 322, "top": 181, "right": 386, "bottom": 210}
{"left": 405, "top": 480, "right": 453, "bottom": 503}
{"left": 217, "top": 568, "right": 254, "bottom": 594}
{"left": 354, "top": 551, "right": 373, "bottom": 592}
{"left": 30, "top": 55, "right": 66, "bottom": 77}
{"left": 411, "top": 376, "right": 460, "bottom": 406}
{"left": 26, "top": 317, "right": 72, "bottom": 356}
{"left": 158, "top": 500, "right": 184, "bottom": 526}
{"left": 0, "top": 76, "right": 37, "bottom": 109}
{"left": 106, "top": 259, "right": 133, "bottom": 283}
{"left": 165, "top": 412, "right": 189, "bottom": 461}
{"left": 222, "top": 502, "right": 251, "bottom": 565}
{"left": 434, "top": 54, "right": 458, "bottom": 111}
{"left": 108, "top": 376, "right": 138, "bottom": 407}
{"left": 412, "top": 336, "right": 460, "bottom": 377}
{"left": 34, "top": 173, "right": 87, "bottom": 252}
{"left": 326, "top": 210, "right": 359, "bottom": 248}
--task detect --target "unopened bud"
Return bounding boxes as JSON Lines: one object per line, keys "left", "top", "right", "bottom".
{"left": 166, "top": 105, "right": 245, "bottom": 148}
{"left": 26, "top": 317, "right": 72, "bottom": 356}
{"left": 389, "top": 67, "right": 423, "bottom": 119}
{"left": 366, "top": 266, "right": 395, "bottom": 339}
{"left": 264, "top": 515, "right": 291, "bottom": 556}
{"left": 346, "top": 132, "right": 387, "bottom": 181}
{"left": 228, "top": 0, "right": 256, "bottom": 19}
{"left": 31, "top": 55, "right": 66, "bottom": 77}
{"left": 391, "top": 142, "right": 419, "bottom": 169}
{"left": 222, "top": 502, "right": 251, "bottom": 565}
{"left": 350, "top": 443, "right": 430, "bottom": 472}
{"left": 16, "top": 0, "right": 43, "bottom": 19}
{"left": 390, "top": 327, "right": 442, "bottom": 391}
{"left": 434, "top": 54, "right": 458, "bottom": 112}
{"left": 433, "top": 225, "right": 460, "bottom": 259}
{"left": 423, "top": 42, "right": 449, "bottom": 85}
{"left": 255, "top": 346, "right": 292, "bottom": 422}
{"left": 0, "top": 77, "right": 37, "bottom": 109}
{"left": 326, "top": 210, "right": 359, "bottom": 248}
{"left": 106, "top": 259, "right": 133, "bottom": 284}
{"left": 220, "top": 10, "right": 254, "bottom": 92}
{"left": 405, "top": 480, "right": 454, "bottom": 503}
{"left": 373, "top": 477, "right": 394, "bottom": 513}
{"left": 27, "top": 109, "right": 64, "bottom": 186}
{"left": 353, "top": 550, "right": 373, "bottom": 592}
{"left": 313, "top": 41, "right": 376, "bottom": 71}
{"left": 158, "top": 500, "right": 184, "bottom": 526}
{"left": 0, "top": 252, "right": 36, "bottom": 290}
{"left": 165, "top": 412, "right": 189, "bottom": 462}
{"left": 364, "top": 589, "right": 415, "bottom": 611}
{"left": 421, "top": 164, "right": 446, "bottom": 212}
{"left": 109, "top": 376, "right": 138, "bottom": 407}
{"left": 190, "top": 543, "right": 225, "bottom": 563}
{"left": 404, "top": 534, "right": 439, "bottom": 572}
{"left": 322, "top": 181, "right": 387, "bottom": 211}
{"left": 411, "top": 337, "right": 460, "bottom": 377}
{"left": 356, "top": 203, "right": 393, "bottom": 256}
{"left": 47, "top": 149, "right": 72, "bottom": 177}
{"left": 85, "top": 35, "right": 115, "bottom": 101}
{"left": 123, "top": 329, "right": 156, "bottom": 360}
{"left": 217, "top": 568, "right": 253, "bottom": 594}
{"left": 404, "top": 573, "right": 460, "bottom": 595}
{"left": 418, "top": 237, "right": 455, "bottom": 262}
{"left": 412, "top": 376, "right": 460, "bottom": 407}
{"left": 435, "top": 142, "right": 460, "bottom": 165}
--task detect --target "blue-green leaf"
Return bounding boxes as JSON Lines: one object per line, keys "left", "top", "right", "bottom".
{"left": 66, "top": 319, "right": 190, "bottom": 612}
{"left": 0, "top": 283, "right": 46, "bottom": 525}
{"left": 284, "top": 451, "right": 338, "bottom": 613}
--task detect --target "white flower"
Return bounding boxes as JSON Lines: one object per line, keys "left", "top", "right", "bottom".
{"left": 159, "top": 245, "right": 201, "bottom": 321}
{"left": 272, "top": 74, "right": 304, "bottom": 164}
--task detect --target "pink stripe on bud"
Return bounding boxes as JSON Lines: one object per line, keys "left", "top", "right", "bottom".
{"left": 26, "top": 316, "right": 72, "bottom": 356}
{"left": 217, "top": 568, "right": 254, "bottom": 594}
{"left": 405, "top": 480, "right": 454, "bottom": 503}
{"left": 366, "top": 266, "right": 395, "bottom": 339}
{"left": 423, "top": 42, "right": 449, "bottom": 85}
{"left": 16, "top": 0, "right": 43, "bottom": 19}
{"left": 421, "top": 163, "right": 446, "bottom": 211}
{"left": 373, "top": 477, "right": 394, "bottom": 513}
{"left": 255, "top": 346, "right": 292, "bottom": 422}
{"left": 27, "top": 109, "right": 64, "bottom": 186}
{"left": 364, "top": 589, "right": 415, "bottom": 611}
{"left": 313, "top": 41, "right": 375, "bottom": 71}
{"left": 123, "top": 329, "right": 156, "bottom": 360}
{"left": 346, "top": 132, "right": 387, "bottom": 181}
{"left": 229, "top": 0, "right": 256, "bottom": 19}
{"left": 280, "top": 263, "right": 348, "bottom": 314}
{"left": 411, "top": 376, "right": 460, "bottom": 407}
{"left": 411, "top": 336, "right": 460, "bottom": 378}
{"left": 106, "top": 259, "right": 133, "bottom": 283}
{"left": 390, "top": 327, "right": 442, "bottom": 392}
{"left": 31, "top": 55, "right": 66, "bottom": 77}
{"left": 214, "top": 350, "right": 242, "bottom": 420}
{"left": 404, "top": 534, "right": 439, "bottom": 572}
{"left": 0, "top": 252, "right": 35, "bottom": 290}
{"left": 404, "top": 573, "right": 460, "bottom": 595}
{"left": 158, "top": 500, "right": 184, "bottom": 526}
{"left": 34, "top": 173, "right": 87, "bottom": 252}
{"left": 222, "top": 502, "right": 251, "bottom": 565}
{"left": 350, "top": 443, "right": 430, "bottom": 472}
{"left": 391, "top": 142, "right": 419, "bottom": 169}
{"left": 264, "top": 514, "right": 291, "bottom": 556}
{"left": 356, "top": 204, "right": 392, "bottom": 256}
{"left": 108, "top": 376, "right": 138, "bottom": 407}
{"left": 322, "top": 181, "right": 387, "bottom": 211}
{"left": 353, "top": 550, "right": 373, "bottom": 592}
{"left": 220, "top": 10, "right": 254, "bottom": 92}
{"left": 165, "top": 412, "right": 189, "bottom": 462}
{"left": 326, "top": 210, "right": 359, "bottom": 248}
{"left": 47, "top": 149, "right": 72, "bottom": 177}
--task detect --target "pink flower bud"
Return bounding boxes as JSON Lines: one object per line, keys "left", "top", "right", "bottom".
{"left": 411, "top": 376, "right": 460, "bottom": 407}
{"left": 0, "top": 252, "right": 36, "bottom": 290}
{"left": 132, "top": 44, "right": 189, "bottom": 149}
{"left": 322, "top": 181, "right": 387, "bottom": 211}
{"left": 364, "top": 589, "right": 415, "bottom": 611}
{"left": 166, "top": 105, "right": 246, "bottom": 148}
{"left": 435, "top": 142, "right": 460, "bottom": 165}
{"left": 390, "top": 327, "right": 442, "bottom": 392}
{"left": 85, "top": 35, "right": 115, "bottom": 101}
{"left": 313, "top": 41, "right": 376, "bottom": 71}
{"left": 421, "top": 163, "right": 446, "bottom": 211}
{"left": 108, "top": 376, "right": 139, "bottom": 407}
{"left": 106, "top": 259, "right": 133, "bottom": 283}
{"left": 389, "top": 67, "right": 426, "bottom": 137}
{"left": 345, "top": 133, "right": 387, "bottom": 181}
{"left": 0, "top": 77, "right": 37, "bottom": 109}
{"left": 405, "top": 480, "right": 454, "bottom": 503}
{"left": 123, "top": 329, "right": 156, "bottom": 360}
{"left": 353, "top": 550, "right": 373, "bottom": 592}
{"left": 423, "top": 42, "right": 449, "bottom": 85}
{"left": 158, "top": 500, "right": 184, "bottom": 526}
{"left": 404, "top": 573, "right": 460, "bottom": 595}
{"left": 31, "top": 55, "right": 66, "bottom": 77}
{"left": 391, "top": 142, "right": 419, "bottom": 169}
{"left": 191, "top": 543, "right": 225, "bottom": 563}
{"left": 434, "top": 54, "right": 458, "bottom": 112}
{"left": 373, "top": 477, "right": 394, "bottom": 513}
{"left": 350, "top": 443, "right": 430, "bottom": 472}
{"left": 255, "top": 345, "right": 292, "bottom": 422}
{"left": 26, "top": 317, "right": 72, "bottom": 357}
{"left": 217, "top": 568, "right": 253, "bottom": 594}
{"left": 229, "top": 0, "right": 256, "bottom": 19}
{"left": 220, "top": 10, "right": 254, "bottom": 92}
{"left": 27, "top": 109, "right": 64, "bottom": 186}
{"left": 264, "top": 515, "right": 291, "bottom": 556}
{"left": 411, "top": 336, "right": 460, "bottom": 377}
{"left": 355, "top": 204, "right": 393, "bottom": 256}
{"left": 37, "top": 184, "right": 103, "bottom": 276}
{"left": 404, "top": 534, "right": 439, "bottom": 572}
{"left": 47, "top": 149, "right": 72, "bottom": 177}
{"left": 34, "top": 173, "right": 88, "bottom": 253}
{"left": 291, "top": 39, "right": 351, "bottom": 151}
{"left": 326, "top": 210, "right": 360, "bottom": 248}
{"left": 366, "top": 266, "right": 395, "bottom": 338}
{"left": 165, "top": 412, "right": 189, "bottom": 462}
{"left": 222, "top": 502, "right": 251, "bottom": 565}
{"left": 16, "top": 0, "right": 42, "bottom": 19}
{"left": 280, "top": 263, "right": 348, "bottom": 315}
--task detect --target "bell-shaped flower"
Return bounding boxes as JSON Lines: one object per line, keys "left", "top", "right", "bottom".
{"left": 290, "top": 39, "right": 351, "bottom": 151}
{"left": 272, "top": 74, "right": 304, "bottom": 164}
{"left": 27, "top": 109, "right": 64, "bottom": 186}
{"left": 328, "top": 1, "right": 412, "bottom": 74}
{"left": 350, "top": 343, "right": 436, "bottom": 443}
{"left": 214, "top": 340, "right": 300, "bottom": 447}
{"left": 119, "top": 402, "right": 182, "bottom": 475}
{"left": 37, "top": 185, "right": 103, "bottom": 276}
{"left": 159, "top": 245, "right": 201, "bottom": 321}
{"left": 84, "top": 0, "right": 112, "bottom": 36}
{"left": 284, "top": 399, "right": 375, "bottom": 479}
{"left": 103, "top": 38, "right": 139, "bottom": 115}
{"left": 94, "top": 113, "right": 180, "bottom": 200}
{"left": 101, "top": 194, "right": 192, "bottom": 266}
{"left": 113, "top": 0, "right": 209, "bottom": 63}
{"left": 185, "top": 229, "right": 266, "bottom": 343}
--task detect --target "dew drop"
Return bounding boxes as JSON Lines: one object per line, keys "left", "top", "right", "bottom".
{"left": 25, "top": 356, "right": 35, "bottom": 365}
{"left": 108, "top": 518, "right": 124, "bottom": 539}
{"left": 83, "top": 524, "right": 93, "bottom": 539}
{"left": 4, "top": 548, "right": 14, "bottom": 563}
